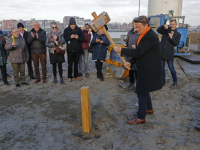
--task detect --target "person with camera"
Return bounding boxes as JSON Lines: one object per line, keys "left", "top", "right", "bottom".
{"left": 157, "top": 19, "right": 181, "bottom": 89}
{"left": 63, "top": 17, "right": 85, "bottom": 82}
{"left": 46, "top": 22, "right": 65, "bottom": 84}
{"left": 79, "top": 24, "right": 91, "bottom": 78}
{"left": 91, "top": 28, "right": 110, "bottom": 81}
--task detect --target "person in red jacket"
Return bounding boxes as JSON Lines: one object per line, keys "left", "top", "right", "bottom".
{"left": 79, "top": 24, "right": 91, "bottom": 78}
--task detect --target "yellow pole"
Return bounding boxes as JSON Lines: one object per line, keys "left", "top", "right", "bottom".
{"left": 80, "top": 86, "right": 92, "bottom": 133}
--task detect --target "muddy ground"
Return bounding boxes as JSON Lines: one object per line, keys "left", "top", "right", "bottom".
{"left": 0, "top": 54, "right": 200, "bottom": 150}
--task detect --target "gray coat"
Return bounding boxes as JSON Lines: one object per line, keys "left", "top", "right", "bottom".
{"left": 45, "top": 30, "right": 65, "bottom": 53}
{"left": 5, "top": 36, "right": 29, "bottom": 63}
{"left": 27, "top": 28, "right": 46, "bottom": 54}
{"left": 124, "top": 29, "right": 139, "bottom": 70}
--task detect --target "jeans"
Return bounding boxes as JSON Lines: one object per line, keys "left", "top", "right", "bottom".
{"left": 79, "top": 49, "right": 89, "bottom": 74}
{"left": 137, "top": 93, "right": 153, "bottom": 119}
{"left": 67, "top": 52, "right": 79, "bottom": 78}
{"left": 161, "top": 59, "right": 177, "bottom": 82}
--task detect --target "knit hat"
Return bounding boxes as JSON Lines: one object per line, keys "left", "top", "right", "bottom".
{"left": 17, "top": 22, "right": 24, "bottom": 28}
{"left": 69, "top": 18, "right": 76, "bottom": 25}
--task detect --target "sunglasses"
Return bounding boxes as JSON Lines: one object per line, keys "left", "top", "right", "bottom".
{"left": 52, "top": 27, "right": 57, "bottom": 29}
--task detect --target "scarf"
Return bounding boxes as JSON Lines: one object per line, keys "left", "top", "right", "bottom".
{"left": 137, "top": 26, "right": 150, "bottom": 46}
{"left": 50, "top": 28, "right": 61, "bottom": 43}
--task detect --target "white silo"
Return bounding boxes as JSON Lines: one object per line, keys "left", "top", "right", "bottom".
{"left": 148, "top": 0, "right": 183, "bottom": 17}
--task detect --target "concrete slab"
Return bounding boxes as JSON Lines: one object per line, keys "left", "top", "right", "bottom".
{"left": 176, "top": 58, "right": 200, "bottom": 78}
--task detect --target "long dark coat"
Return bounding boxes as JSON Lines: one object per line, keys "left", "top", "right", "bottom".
{"left": 157, "top": 25, "right": 181, "bottom": 61}
{"left": 121, "top": 29, "right": 164, "bottom": 94}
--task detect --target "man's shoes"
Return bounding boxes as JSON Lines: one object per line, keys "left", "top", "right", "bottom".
{"left": 127, "top": 117, "right": 145, "bottom": 124}
{"left": 21, "top": 82, "right": 29, "bottom": 85}
{"left": 30, "top": 76, "right": 36, "bottom": 79}
{"left": 60, "top": 77, "right": 64, "bottom": 84}
{"left": 85, "top": 73, "right": 90, "bottom": 78}
{"left": 34, "top": 79, "right": 40, "bottom": 83}
{"left": 195, "top": 126, "right": 200, "bottom": 131}
{"left": 170, "top": 82, "right": 178, "bottom": 89}
{"left": 146, "top": 110, "right": 153, "bottom": 114}
{"left": 53, "top": 77, "right": 57, "bottom": 83}
{"left": 75, "top": 77, "right": 82, "bottom": 81}
{"left": 16, "top": 83, "right": 20, "bottom": 87}
{"left": 100, "top": 77, "right": 104, "bottom": 82}
{"left": 68, "top": 78, "right": 72, "bottom": 82}
{"left": 78, "top": 73, "right": 83, "bottom": 77}
{"left": 4, "top": 81, "right": 10, "bottom": 85}
{"left": 125, "top": 84, "right": 135, "bottom": 91}
{"left": 43, "top": 79, "right": 47, "bottom": 83}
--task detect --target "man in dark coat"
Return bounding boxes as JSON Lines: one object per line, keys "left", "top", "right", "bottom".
{"left": 27, "top": 21, "right": 47, "bottom": 83}
{"left": 17, "top": 22, "right": 35, "bottom": 79}
{"left": 63, "top": 17, "right": 85, "bottom": 82}
{"left": 157, "top": 19, "right": 181, "bottom": 89}
{"left": 113, "top": 16, "right": 164, "bottom": 124}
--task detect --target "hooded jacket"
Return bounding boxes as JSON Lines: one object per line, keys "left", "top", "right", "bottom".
{"left": 63, "top": 18, "right": 85, "bottom": 53}
{"left": 27, "top": 28, "right": 46, "bottom": 54}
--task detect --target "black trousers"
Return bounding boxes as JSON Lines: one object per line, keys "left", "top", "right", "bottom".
{"left": 67, "top": 52, "right": 79, "bottom": 78}
{"left": 95, "top": 60, "right": 103, "bottom": 78}
{"left": 26, "top": 57, "right": 34, "bottom": 78}
{"left": 129, "top": 70, "right": 137, "bottom": 84}
{"left": 53, "top": 62, "right": 63, "bottom": 77}
{"left": 0, "top": 64, "right": 7, "bottom": 83}
{"left": 137, "top": 93, "right": 153, "bottom": 119}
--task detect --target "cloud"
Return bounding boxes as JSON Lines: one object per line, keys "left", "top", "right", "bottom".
{"left": 0, "top": 0, "right": 199, "bottom": 26}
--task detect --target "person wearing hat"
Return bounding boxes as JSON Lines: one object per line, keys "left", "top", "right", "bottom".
{"left": 63, "top": 17, "right": 85, "bottom": 82}
{"left": 17, "top": 22, "right": 36, "bottom": 79}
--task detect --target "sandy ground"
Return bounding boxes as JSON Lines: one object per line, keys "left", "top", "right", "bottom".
{"left": 0, "top": 53, "right": 200, "bottom": 150}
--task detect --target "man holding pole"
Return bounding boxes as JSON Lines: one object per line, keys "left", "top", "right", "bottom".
{"left": 113, "top": 16, "right": 164, "bottom": 124}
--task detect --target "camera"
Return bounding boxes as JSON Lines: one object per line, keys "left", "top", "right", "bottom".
{"left": 97, "top": 36, "right": 102, "bottom": 41}
{"left": 168, "top": 26, "right": 171, "bottom": 33}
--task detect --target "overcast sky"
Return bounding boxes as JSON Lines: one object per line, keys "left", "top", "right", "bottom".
{"left": 0, "top": 0, "right": 200, "bottom": 26}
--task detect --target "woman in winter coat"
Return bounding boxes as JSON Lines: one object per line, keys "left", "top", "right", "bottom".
{"left": 91, "top": 28, "right": 110, "bottom": 81}
{"left": 46, "top": 22, "right": 65, "bottom": 84}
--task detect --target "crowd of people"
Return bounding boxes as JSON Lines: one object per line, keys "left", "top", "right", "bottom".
{"left": 2, "top": 15, "right": 199, "bottom": 130}
{"left": 0, "top": 17, "right": 110, "bottom": 87}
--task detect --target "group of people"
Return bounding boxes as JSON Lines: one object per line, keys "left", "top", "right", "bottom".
{"left": 0, "top": 17, "right": 110, "bottom": 87}
{"left": 0, "top": 15, "right": 187, "bottom": 126}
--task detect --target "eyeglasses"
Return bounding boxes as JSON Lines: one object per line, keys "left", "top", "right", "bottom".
{"left": 52, "top": 27, "right": 57, "bottom": 29}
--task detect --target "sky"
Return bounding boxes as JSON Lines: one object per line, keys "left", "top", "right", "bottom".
{"left": 0, "top": 0, "right": 200, "bottom": 26}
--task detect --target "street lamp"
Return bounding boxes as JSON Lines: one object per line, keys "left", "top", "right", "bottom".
{"left": 138, "top": 0, "right": 140, "bottom": 16}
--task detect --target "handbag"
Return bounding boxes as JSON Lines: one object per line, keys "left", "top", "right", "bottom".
{"left": 88, "top": 44, "right": 95, "bottom": 53}
{"left": 55, "top": 45, "right": 65, "bottom": 55}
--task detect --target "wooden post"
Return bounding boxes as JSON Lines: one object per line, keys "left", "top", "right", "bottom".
{"left": 80, "top": 86, "right": 91, "bottom": 133}
{"left": 91, "top": 12, "right": 130, "bottom": 70}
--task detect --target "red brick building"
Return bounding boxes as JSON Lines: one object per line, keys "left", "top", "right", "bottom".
{"left": 2, "top": 20, "right": 18, "bottom": 30}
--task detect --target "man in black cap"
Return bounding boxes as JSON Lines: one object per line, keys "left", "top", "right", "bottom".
{"left": 17, "top": 22, "right": 35, "bottom": 79}
{"left": 63, "top": 17, "right": 84, "bottom": 82}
